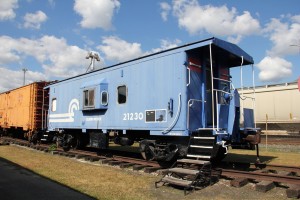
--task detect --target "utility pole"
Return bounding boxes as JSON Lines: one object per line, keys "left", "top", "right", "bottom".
{"left": 22, "top": 68, "right": 28, "bottom": 85}
{"left": 290, "top": 40, "right": 300, "bottom": 54}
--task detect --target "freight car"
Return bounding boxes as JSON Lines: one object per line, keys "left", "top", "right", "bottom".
{"left": 43, "top": 37, "right": 261, "bottom": 163}
{"left": 240, "top": 82, "right": 300, "bottom": 133}
{"left": 0, "top": 81, "right": 49, "bottom": 142}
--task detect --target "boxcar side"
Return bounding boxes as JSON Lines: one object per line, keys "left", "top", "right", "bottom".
{"left": 0, "top": 82, "right": 49, "bottom": 139}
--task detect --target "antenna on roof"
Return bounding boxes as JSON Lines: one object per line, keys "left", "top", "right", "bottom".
{"left": 86, "top": 51, "right": 100, "bottom": 72}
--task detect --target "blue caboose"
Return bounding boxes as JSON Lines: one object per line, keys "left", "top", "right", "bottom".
{"left": 45, "top": 37, "right": 260, "bottom": 162}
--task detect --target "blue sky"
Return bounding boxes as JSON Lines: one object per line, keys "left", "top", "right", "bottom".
{"left": 0, "top": 0, "right": 299, "bottom": 92}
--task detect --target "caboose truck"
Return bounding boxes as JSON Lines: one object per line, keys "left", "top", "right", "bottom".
{"left": 44, "top": 37, "right": 260, "bottom": 163}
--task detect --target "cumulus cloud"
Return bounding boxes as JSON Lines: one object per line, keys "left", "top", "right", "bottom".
{"left": 256, "top": 56, "right": 292, "bottom": 82}
{"left": 97, "top": 36, "right": 143, "bottom": 62}
{"left": 264, "top": 15, "right": 300, "bottom": 57}
{"left": 255, "top": 14, "right": 300, "bottom": 82}
{"left": 149, "top": 39, "right": 182, "bottom": 53}
{"left": 0, "top": 35, "right": 92, "bottom": 81}
{"left": 0, "top": 0, "right": 18, "bottom": 21}
{"left": 23, "top": 10, "right": 48, "bottom": 29}
{"left": 168, "top": 0, "right": 260, "bottom": 43}
{"left": 0, "top": 36, "right": 21, "bottom": 64}
{"left": 97, "top": 36, "right": 182, "bottom": 63}
{"left": 0, "top": 67, "right": 47, "bottom": 92}
{"left": 160, "top": 2, "right": 171, "bottom": 21}
{"left": 74, "top": 0, "right": 120, "bottom": 30}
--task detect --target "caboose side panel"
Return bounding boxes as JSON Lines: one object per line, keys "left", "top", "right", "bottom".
{"left": 48, "top": 50, "right": 189, "bottom": 136}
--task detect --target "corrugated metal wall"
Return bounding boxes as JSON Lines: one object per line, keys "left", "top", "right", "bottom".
{"left": 240, "top": 82, "right": 300, "bottom": 130}
{"left": 0, "top": 82, "right": 48, "bottom": 131}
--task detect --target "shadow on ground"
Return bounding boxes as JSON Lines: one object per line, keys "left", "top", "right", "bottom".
{"left": 223, "top": 152, "right": 276, "bottom": 164}
{"left": 0, "top": 157, "right": 96, "bottom": 200}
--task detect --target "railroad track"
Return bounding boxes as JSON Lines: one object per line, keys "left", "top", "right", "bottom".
{"left": 0, "top": 137, "right": 161, "bottom": 172}
{"left": 220, "top": 168, "right": 300, "bottom": 185}
{"left": 260, "top": 135, "right": 300, "bottom": 145}
{"left": 216, "top": 162, "right": 300, "bottom": 198}
{"left": 1, "top": 137, "right": 300, "bottom": 198}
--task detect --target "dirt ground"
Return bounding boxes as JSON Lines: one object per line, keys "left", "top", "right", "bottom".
{"left": 151, "top": 179, "right": 289, "bottom": 200}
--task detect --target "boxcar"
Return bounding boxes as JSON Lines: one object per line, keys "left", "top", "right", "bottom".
{"left": 45, "top": 37, "right": 260, "bottom": 162}
{"left": 0, "top": 81, "right": 49, "bottom": 141}
{"left": 240, "top": 81, "right": 300, "bottom": 132}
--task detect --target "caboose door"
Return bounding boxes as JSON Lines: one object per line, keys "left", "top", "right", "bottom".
{"left": 187, "top": 55, "right": 204, "bottom": 131}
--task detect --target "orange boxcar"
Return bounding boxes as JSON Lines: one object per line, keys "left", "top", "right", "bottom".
{"left": 0, "top": 81, "right": 49, "bottom": 139}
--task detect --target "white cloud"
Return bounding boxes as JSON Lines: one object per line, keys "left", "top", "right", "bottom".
{"left": 170, "top": 0, "right": 260, "bottom": 42}
{"left": 97, "top": 36, "right": 143, "bottom": 62}
{"left": 0, "top": 36, "right": 21, "bottom": 64}
{"left": 264, "top": 15, "right": 300, "bottom": 57}
{"left": 0, "top": 35, "right": 92, "bottom": 81}
{"left": 160, "top": 2, "right": 171, "bottom": 21}
{"left": 149, "top": 39, "right": 182, "bottom": 53}
{"left": 98, "top": 36, "right": 182, "bottom": 63}
{"left": 0, "top": 0, "right": 18, "bottom": 21}
{"left": 0, "top": 67, "right": 47, "bottom": 92}
{"left": 74, "top": 0, "right": 120, "bottom": 30}
{"left": 256, "top": 56, "right": 292, "bottom": 82}
{"left": 23, "top": 10, "right": 48, "bottom": 29}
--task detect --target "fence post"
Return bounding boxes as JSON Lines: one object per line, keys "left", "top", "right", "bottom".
{"left": 265, "top": 114, "right": 268, "bottom": 151}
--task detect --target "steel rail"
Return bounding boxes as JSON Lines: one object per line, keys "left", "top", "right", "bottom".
{"left": 221, "top": 169, "right": 300, "bottom": 185}
{"left": 1, "top": 137, "right": 160, "bottom": 168}
{"left": 112, "top": 156, "right": 160, "bottom": 168}
{"left": 255, "top": 163, "right": 300, "bottom": 174}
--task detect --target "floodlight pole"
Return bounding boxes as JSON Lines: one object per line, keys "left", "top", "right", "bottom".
{"left": 86, "top": 51, "right": 100, "bottom": 72}
{"left": 290, "top": 43, "right": 300, "bottom": 54}
{"left": 22, "top": 68, "right": 28, "bottom": 85}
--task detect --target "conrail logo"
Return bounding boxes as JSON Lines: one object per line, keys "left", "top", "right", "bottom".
{"left": 49, "top": 99, "right": 79, "bottom": 123}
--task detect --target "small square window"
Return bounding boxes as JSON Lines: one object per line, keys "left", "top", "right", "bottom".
{"left": 117, "top": 85, "right": 127, "bottom": 104}
{"left": 83, "top": 89, "right": 95, "bottom": 108}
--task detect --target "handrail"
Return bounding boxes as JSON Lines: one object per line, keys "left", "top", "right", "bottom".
{"left": 213, "top": 89, "right": 231, "bottom": 95}
{"left": 186, "top": 67, "right": 191, "bottom": 86}
{"left": 213, "top": 77, "right": 231, "bottom": 83}
{"left": 209, "top": 43, "right": 215, "bottom": 131}
{"left": 162, "top": 93, "right": 182, "bottom": 134}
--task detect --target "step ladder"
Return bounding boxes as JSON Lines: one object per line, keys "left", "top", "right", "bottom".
{"left": 155, "top": 159, "right": 212, "bottom": 195}
{"left": 186, "top": 130, "right": 215, "bottom": 160}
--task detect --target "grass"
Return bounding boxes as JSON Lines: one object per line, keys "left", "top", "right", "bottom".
{"left": 0, "top": 144, "right": 299, "bottom": 199}
{"left": 226, "top": 147, "right": 300, "bottom": 166}
{"left": 0, "top": 145, "right": 158, "bottom": 200}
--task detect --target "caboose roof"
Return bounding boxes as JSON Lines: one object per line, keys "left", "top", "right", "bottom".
{"left": 45, "top": 37, "right": 253, "bottom": 88}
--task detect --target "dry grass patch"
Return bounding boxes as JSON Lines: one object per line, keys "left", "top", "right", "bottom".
{"left": 0, "top": 145, "right": 158, "bottom": 200}
{"left": 226, "top": 148, "right": 300, "bottom": 166}
{"left": 1, "top": 144, "right": 298, "bottom": 200}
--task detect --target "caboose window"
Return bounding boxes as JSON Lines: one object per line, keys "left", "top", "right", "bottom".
{"left": 117, "top": 85, "right": 127, "bottom": 104}
{"left": 51, "top": 98, "right": 57, "bottom": 112}
{"left": 101, "top": 91, "right": 108, "bottom": 106}
{"left": 83, "top": 89, "right": 95, "bottom": 108}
